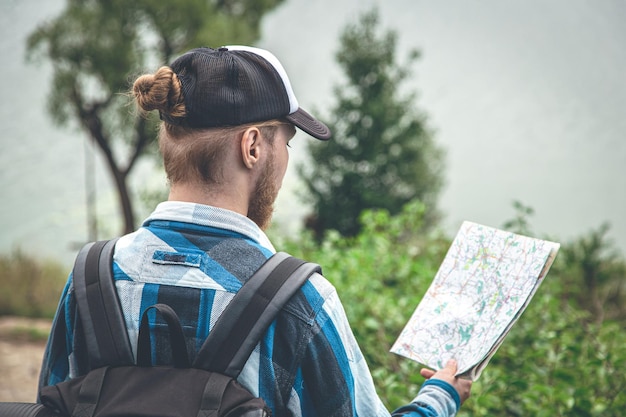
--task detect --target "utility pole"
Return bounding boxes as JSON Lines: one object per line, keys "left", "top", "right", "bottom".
{"left": 85, "top": 137, "right": 98, "bottom": 242}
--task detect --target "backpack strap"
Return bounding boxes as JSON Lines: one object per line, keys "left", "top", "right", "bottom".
{"left": 72, "top": 238, "right": 134, "bottom": 369}
{"left": 193, "top": 252, "right": 321, "bottom": 378}
{"left": 137, "top": 303, "right": 190, "bottom": 368}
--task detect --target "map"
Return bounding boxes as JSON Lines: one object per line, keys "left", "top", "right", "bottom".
{"left": 390, "top": 221, "right": 560, "bottom": 380}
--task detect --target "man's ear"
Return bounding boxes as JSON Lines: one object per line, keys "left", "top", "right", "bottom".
{"left": 240, "top": 127, "right": 261, "bottom": 169}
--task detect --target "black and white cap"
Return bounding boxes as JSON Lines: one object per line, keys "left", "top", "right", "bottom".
{"left": 162, "top": 45, "right": 331, "bottom": 140}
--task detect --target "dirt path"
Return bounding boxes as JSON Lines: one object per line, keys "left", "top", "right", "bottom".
{"left": 0, "top": 317, "right": 50, "bottom": 402}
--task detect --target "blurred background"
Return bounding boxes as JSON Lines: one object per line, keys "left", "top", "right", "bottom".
{"left": 1, "top": 0, "right": 625, "bottom": 266}
{"left": 1, "top": 1, "right": 625, "bottom": 411}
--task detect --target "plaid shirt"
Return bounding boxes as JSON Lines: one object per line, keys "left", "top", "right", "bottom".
{"left": 38, "top": 202, "right": 459, "bottom": 416}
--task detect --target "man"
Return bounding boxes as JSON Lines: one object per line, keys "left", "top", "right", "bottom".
{"left": 39, "top": 45, "right": 471, "bottom": 416}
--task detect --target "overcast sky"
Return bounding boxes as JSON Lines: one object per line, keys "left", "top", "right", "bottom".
{"left": 265, "top": 0, "right": 626, "bottom": 255}
{"left": 1, "top": 0, "right": 625, "bottom": 266}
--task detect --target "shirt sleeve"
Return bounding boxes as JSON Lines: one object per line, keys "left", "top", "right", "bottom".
{"left": 298, "top": 287, "right": 459, "bottom": 417}
{"left": 37, "top": 274, "right": 85, "bottom": 400}
{"left": 391, "top": 379, "right": 460, "bottom": 416}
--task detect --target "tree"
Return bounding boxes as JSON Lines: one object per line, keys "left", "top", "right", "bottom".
{"left": 27, "top": 0, "right": 285, "bottom": 237}
{"left": 298, "top": 9, "right": 444, "bottom": 238}
{"left": 559, "top": 223, "right": 626, "bottom": 323}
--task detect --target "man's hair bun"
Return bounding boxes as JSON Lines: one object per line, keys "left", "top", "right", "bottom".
{"left": 132, "top": 66, "right": 186, "bottom": 118}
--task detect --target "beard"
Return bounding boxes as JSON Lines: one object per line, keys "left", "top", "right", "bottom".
{"left": 247, "top": 158, "right": 279, "bottom": 230}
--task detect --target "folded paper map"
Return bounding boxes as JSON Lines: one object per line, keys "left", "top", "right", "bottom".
{"left": 390, "top": 221, "right": 560, "bottom": 380}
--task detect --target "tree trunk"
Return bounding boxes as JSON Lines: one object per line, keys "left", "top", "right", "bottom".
{"left": 112, "top": 169, "right": 135, "bottom": 235}
{"left": 78, "top": 95, "right": 137, "bottom": 236}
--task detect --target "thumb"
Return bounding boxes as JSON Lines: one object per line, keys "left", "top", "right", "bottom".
{"left": 443, "top": 359, "right": 458, "bottom": 374}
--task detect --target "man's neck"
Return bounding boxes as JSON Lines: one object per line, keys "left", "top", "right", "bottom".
{"left": 168, "top": 182, "right": 248, "bottom": 217}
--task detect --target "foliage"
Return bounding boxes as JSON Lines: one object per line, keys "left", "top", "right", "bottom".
{"left": 502, "top": 200, "right": 535, "bottom": 236}
{"left": 458, "top": 275, "right": 625, "bottom": 416}
{"left": 298, "top": 9, "right": 444, "bottom": 239}
{"left": 275, "top": 200, "right": 626, "bottom": 415}
{"left": 0, "top": 249, "right": 68, "bottom": 318}
{"left": 557, "top": 222, "right": 626, "bottom": 323}
{"left": 3, "top": 196, "right": 624, "bottom": 414}
{"left": 26, "top": 0, "right": 285, "bottom": 236}
{"left": 503, "top": 200, "right": 626, "bottom": 323}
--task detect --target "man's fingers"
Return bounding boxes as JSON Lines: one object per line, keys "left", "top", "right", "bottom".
{"left": 421, "top": 359, "right": 459, "bottom": 380}
{"left": 442, "top": 359, "right": 458, "bottom": 374}
{"left": 420, "top": 359, "right": 472, "bottom": 405}
{"left": 420, "top": 368, "right": 436, "bottom": 379}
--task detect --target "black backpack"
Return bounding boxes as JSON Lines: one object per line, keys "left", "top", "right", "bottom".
{"left": 2, "top": 239, "right": 320, "bottom": 417}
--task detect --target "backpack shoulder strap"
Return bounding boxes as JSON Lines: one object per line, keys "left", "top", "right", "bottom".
{"left": 72, "top": 238, "right": 134, "bottom": 369}
{"left": 193, "top": 252, "right": 321, "bottom": 378}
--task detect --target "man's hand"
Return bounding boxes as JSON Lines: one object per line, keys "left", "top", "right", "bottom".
{"left": 420, "top": 359, "right": 472, "bottom": 404}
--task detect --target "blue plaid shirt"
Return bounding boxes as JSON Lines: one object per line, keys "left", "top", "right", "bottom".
{"left": 39, "top": 202, "right": 459, "bottom": 416}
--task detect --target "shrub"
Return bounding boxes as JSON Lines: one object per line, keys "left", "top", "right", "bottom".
{"left": 0, "top": 248, "right": 68, "bottom": 318}
{"left": 275, "top": 200, "right": 626, "bottom": 415}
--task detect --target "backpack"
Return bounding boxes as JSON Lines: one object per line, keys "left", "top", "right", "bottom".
{"left": 5, "top": 239, "right": 320, "bottom": 417}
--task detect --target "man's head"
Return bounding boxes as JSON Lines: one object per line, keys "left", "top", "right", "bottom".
{"left": 132, "top": 45, "right": 328, "bottom": 229}
{"left": 143, "top": 45, "right": 330, "bottom": 140}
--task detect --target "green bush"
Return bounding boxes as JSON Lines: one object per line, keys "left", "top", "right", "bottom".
{"left": 3, "top": 199, "right": 625, "bottom": 414}
{"left": 0, "top": 248, "right": 69, "bottom": 318}
{"left": 276, "top": 200, "right": 626, "bottom": 415}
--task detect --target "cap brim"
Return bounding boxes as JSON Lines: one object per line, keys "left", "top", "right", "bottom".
{"left": 286, "top": 108, "right": 331, "bottom": 140}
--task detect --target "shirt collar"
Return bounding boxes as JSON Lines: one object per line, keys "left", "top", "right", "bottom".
{"left": 143, "top": 201, "right": 276, "bottom": 253}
